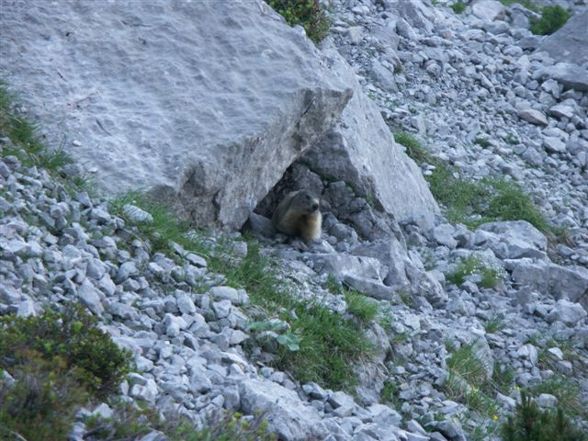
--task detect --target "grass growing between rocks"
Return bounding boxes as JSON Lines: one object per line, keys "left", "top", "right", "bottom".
{"left": 111, "top": 193, "right": 373, "bottom": 392}
{"left": 451, "top": 1, "right": 466, "bottom": 14}
{"left": 444, "top": 344, "right": 500, "bottom": 419}
{"left": 395, "top": 131, "right": 552, "bottom": 234}
{"left": 499, "top": 0, "right": 540, "bottom": 13}
{"left": 530, "top": 5, "right": 571, "bottom": 35}
{"left": 446, "top": 256, "right": 501, "bottom": 289}
{"left": 266, "top": 0, "right": 330, "bottom": 43}
{"left": 0, "top": 84, "right": 90, "bottom": 190}
{"left": 0, "top": 305, "right": 133, "bottom": 441}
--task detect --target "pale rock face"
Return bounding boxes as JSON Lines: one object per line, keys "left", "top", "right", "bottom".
{"left": 535, "top": 11, "right": 588, "bottom": 66}
{"left": 0, "top": 0, "right": 351, "bottom": 230}
{"left": 471, "top": 0, "right": 507, "bottom": 22}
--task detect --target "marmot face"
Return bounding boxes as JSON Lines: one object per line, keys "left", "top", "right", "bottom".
{"left": 290, "top": 190, "right": 320, "bottom": 215}
{"left": 272, "top": 189, "right": 322, "bottom": 243}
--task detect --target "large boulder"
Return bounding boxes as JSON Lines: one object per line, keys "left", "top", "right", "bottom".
{"left": 0, "top": 0, "right": 351, "bottom": 229}
{"left": 303, "top": 44, "right": 440, "bottom": 229}
{"left": 535, "top": 11, "right": 588, "bottom": 66}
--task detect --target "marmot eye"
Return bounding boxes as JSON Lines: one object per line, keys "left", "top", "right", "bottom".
{"left": 311, "top": 202, "right": 319, "bottom": 211}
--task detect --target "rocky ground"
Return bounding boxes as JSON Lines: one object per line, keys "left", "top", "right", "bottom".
{"left": 1, "top": 0, "right": 588, "bottom": 441}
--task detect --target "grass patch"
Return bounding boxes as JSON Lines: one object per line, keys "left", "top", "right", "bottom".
{"left": 344, "top": 290, "right": 378, "bottom": 324}
{"left": 451, "top": 1, "right": 466, "bottom": 13}
{"left": 530, "top": 6, "right": 571, "bottom": 35}
{"left": 0, "top": 85, "right": 74, "bottom": 174}
{"left": 484, "top": 316, "right": 505, "bottom": 334}
{"left": 501, "top": 392, "right": 587, "bottom": 441}
{"left": 444, "top": 343, "right": 500, "bottom": 418}
{"left": 474, "top": 137, "right": 491, "bottom": 148}
{"left": 112, "top": 193, "right": 373, "bottom": 391}
{"left": 398, "top": 132, "right": 551, "bottom": 233}
{"left": 266, "top": 0, "right": 330, "bottom": 43}
{"left": 0, "top": 305, "right": 132, "bottom": 441}
{"left": 446, "top": 256, "right": 501, "bottom": 288}
{"left": 381, "top": 380, "right": 400, "bottom": 408}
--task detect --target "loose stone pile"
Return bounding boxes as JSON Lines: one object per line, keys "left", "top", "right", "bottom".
{"left": 1, "top": 0, "right": 588, "bottom": 440}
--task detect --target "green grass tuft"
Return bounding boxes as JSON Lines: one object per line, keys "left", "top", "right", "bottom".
{"left": 344, "top": 290, "right": 379, "bottom": 324}
{"left": 530, "top": 6, "right": 571, "bottom": 35}
{"left": 266, "top": 0, "right": 330, "bottom": 43}
{"left": 499, "top": 0, "right": 540, "bottom": 13}
{"left": 451, "top": 1, "right": 466, "bottom": 13}
{"left": 446, "top": 256, "right": 501, "bottom": 288}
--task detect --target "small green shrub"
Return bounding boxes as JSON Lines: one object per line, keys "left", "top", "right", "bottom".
{"left": 501, "top": 393, "right": 587, "bottom": 441}
{"left": 484, "top": 179, "right": 550, "bottom": 233}
{"left": 484, "top": 316, "right": 505, "bottom": 334}
{"left": 446, "top": 256, "right": 500, "bottom": 288}
{"left": 0, "top": 355, "right": 89, "bottom": 441}
{"left": 345, "top": 290, "right": 378, "bottom": 324}
{"left": 266, "top": 0, "right": 330, "bottom": 43}
{"left": 530, "top": 6, "right": 571, "bottom": 35}
{"left": 451, "top": 1, "right": 466, "bottom": 13}
{"left": 381, "top": 380, "right": 400, "bottom": 407}
{"left": 0, "top": 304, "right": 132, "bottom": 395}
{"left": 528, "top": 376, "right": 585, "bottom": 418}
{"left": 474, "top": 137, "right": 491, "bottom": 148}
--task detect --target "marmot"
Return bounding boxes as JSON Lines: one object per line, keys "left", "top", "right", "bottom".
{"left": 272, "top": 190, "right": 322, "bottom": 242}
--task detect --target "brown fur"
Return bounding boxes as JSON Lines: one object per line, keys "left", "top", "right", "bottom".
{"left": 272, "top": 190, "right": 322, "bottom": 242}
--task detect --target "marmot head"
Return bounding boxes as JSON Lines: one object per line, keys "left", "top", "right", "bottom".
{"left": 290, "top": 190, "right": 320, "bottom": 215}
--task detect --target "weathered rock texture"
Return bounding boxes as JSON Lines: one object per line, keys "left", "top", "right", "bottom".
{"left": 536, "top": 10, "right": 588, "bottom": 66}
{"left": 0, "top": 0, "right": 351, "bottom": 229}
{"left": 303, "top": 44, "right": 440, "bottom": 229}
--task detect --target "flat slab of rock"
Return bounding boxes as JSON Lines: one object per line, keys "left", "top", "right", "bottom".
{"left": 471, "top": 0, "right": 506, "bottom": 21}
{"left": 518, "top": 107, "right": 548, "bottom": 125}
{"left": 239, "top": 379, "right": 327, "bottom": 440}
{"left": 0, "top": 1, "right": 351, "bottom": 229}
{"left": 304, "top": 44, "right": 439, "bottom": 229}
{"left": 534, "top": 62, "right": 588, "bottom": 92}
{"left": 536, "top": 11, "right": 588, "bottom": 66}
{"left": 510, "top": 260, "right": 588, "bottom": 309}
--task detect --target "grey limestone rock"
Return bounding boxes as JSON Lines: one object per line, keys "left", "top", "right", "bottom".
{"left": 518, "top": 107, "right": 548, "bottom": 126}
{"left": 304, "top": 43, "right": 439, "bottom": 230}
{"left": 535, "top": 11, "right": 588, "bottom": 66}
{"left": 0, "top": 0, "right": 351, "bottom": 230}
{"left": 239, "top": 378, "right": 327, "bottom": 441}
{"left": 546, "top": 299, "right": 588, "bottom": 326}
{"left": 534, "top": 62, "right": 588, "bottom": 92}
{"left": 471, "top": 0, "right": 506, "bottom": 22}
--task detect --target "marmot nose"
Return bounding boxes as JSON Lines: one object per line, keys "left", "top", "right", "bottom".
{"left": 311, "top": 202, "right": 319, "bottom": 211}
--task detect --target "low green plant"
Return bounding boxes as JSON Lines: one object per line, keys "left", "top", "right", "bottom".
{"left": 381, "top": 380, "right": 400, "bottom": 408}
{"left": 266, "top": 0, "right": 330, "bottom": 43}
{"left": 501, "top": 392, "right": 587, "bottom": 441}
{"left": 394, "top": 131, "right": 434, "bottom": 164}
{"left": 451, "top": 1, "right": 466, "bottom": 13}
{"left": 484, "top": 316, "right": 505, "bottom": 334}
{"left": 0, "top": 304, "right": 132, "bottom": 395}
{"left": 0, "top": 85, "right": 74, "bottom": 174}
{"left": 275, "top": 302, "right": 372, "bottom": 390}
{"left": 0, "top": 305, "right": 132, "bottom": 441}
{"left": 344, "top": 290, "right": 378, "bottom": 324}
{"left": 443, "top": 343, "right": 502, "bottom": 418}
{"left": 474, "top": 137, "right": 491, "bottom": 148}
{"left": 446, "top": 256, "right": 500, "bottom": 288}
{"left": 0, "top": 356, "right": 89, "bottom": 441}
{"left": 530, "top": 6, "right": 571, "bottom": 35}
